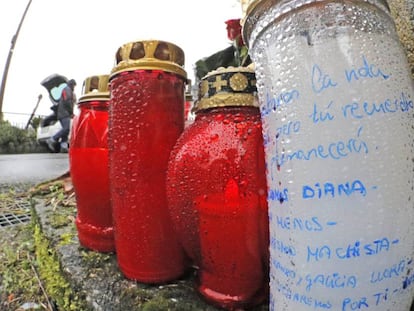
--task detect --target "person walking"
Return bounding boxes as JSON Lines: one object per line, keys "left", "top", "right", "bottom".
{"left": 46, "top": 79, "right": 77, "bottom": 153}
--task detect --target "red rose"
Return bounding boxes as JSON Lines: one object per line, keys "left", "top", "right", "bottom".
{"left": 225, "top": 18, "right": 244, "bottom": 46}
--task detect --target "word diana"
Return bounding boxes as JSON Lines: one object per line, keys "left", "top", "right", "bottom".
{"left": 302, "top": 179, "right": 367, "bottom": 199}
{"left": 271, "top": 126, "right": 368, "bottom": 168}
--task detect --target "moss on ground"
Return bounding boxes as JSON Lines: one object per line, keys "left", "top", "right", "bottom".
{"left": 31, "top": 210, "right": 89, "bottom": 311}
{"left": 0, "top": 224, "right": 45, "bottom": 310}
{"left": 0, "top": 188, "right": 49, "bottom": 310}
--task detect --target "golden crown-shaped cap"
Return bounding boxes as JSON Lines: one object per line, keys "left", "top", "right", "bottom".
{"left": 194, "top": 66, "right": 258, "bottom": 112}
{"left": 78, "top": 75, "right": 110, "bottom": 103}
{"left": 110, "top": 40, "right": 187, "bottom": 79}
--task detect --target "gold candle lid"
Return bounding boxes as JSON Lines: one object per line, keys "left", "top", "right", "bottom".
{"left": 110, "top": 40, "right": 187, "bottom": 79}
{"left": 78, "top": 75, "right": 110, "bottom": 103}
{"left": 194, "top": 66, "right": 258, "bottom": 112}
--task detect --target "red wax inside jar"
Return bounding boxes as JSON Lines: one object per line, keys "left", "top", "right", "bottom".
{"left": 196, "top": 180, "right": 268, "bottom": 309}
{"left": 69, "top": 100, "right": 114, "bottom": 252}
{"left": 109, "top": 70, "right": 187, "bottom": 283}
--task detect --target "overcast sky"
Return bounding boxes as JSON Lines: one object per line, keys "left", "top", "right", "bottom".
{"left": 0, "top": 0, "right": 242, "bottom": 126}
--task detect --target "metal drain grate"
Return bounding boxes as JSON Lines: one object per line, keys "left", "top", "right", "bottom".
{"left": 0, "top": 212, "right": 31, "bottom": 228}
{"left": 14, "top": 199, "right": 32, "bottom": 210}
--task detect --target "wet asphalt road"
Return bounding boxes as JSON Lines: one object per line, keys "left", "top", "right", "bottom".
{"left": 0, "top": 153, "right": 70, "bottom": 185}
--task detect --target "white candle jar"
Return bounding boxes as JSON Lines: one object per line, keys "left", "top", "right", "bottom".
{"left": 243, "top": 0, "right": 414, "bottom": 310}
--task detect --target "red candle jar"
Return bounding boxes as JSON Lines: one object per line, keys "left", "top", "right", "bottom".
{"left": 109, "top": 40, "right": 188, "bottom": 283}
{"left": 69, "top": 75, "right": 114, "bottom": 253}
{"left": 166, "top": 66, "right": 269, "bottom": 309}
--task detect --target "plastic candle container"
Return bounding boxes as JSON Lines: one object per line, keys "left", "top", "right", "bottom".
{"left": 109, "top": 40, "right": 188, "bottom": 283}
{"left": 243, "top": 0, "right": 414, "bottom": 309}
{"left": 69, "top": 74, "right": 114, "bottom": 253}
{"left": 167, "top": 66, "right": 269, "bottom": 309}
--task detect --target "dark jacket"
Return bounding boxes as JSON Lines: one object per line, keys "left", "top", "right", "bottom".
{"left": 56, "top": 85, "right": 75, "bottom": 120}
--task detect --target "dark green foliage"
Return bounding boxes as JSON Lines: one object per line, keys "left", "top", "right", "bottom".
{"left": 0, "top": 120, "right": 39, "bottom": 153}
{"left": 195, "top": 45, "right": 252, "bottom": 81}
{"left": 0, "top": 120, "right": 25, "bottom": 145}
{"left": 30, "top": 116, "right": 42, "bottom": 131}
{"left": 0, "top": 120, "right": 35, "bottom": 146}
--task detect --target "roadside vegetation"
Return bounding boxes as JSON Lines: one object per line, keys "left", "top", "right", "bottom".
{"left": 0, "top": 186, "right": 49, "bottom": 310}
{"left": 0, "top": 179, "right": 72, "bottom": 311}
{"left": 0, "top": 118, "right": 44, "bottom": 154}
